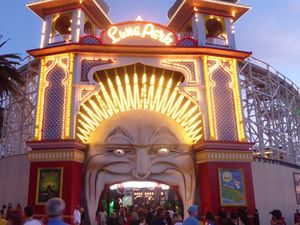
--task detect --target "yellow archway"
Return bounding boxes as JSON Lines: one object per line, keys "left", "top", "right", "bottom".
{"left": 76, "top": 63, "right": 204, "bottom": 143}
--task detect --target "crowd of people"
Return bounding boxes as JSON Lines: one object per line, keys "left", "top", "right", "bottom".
{"left": 94, "top": 204, "right": 251, "bottom": 225}
{"left": 0, "top": 203, "right": 43, "bottom": 225}
{"left": 1, "top": 199, "right": 299, "bottom": 225}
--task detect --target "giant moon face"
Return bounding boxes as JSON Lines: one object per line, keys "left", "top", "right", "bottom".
{"left": 85, "top": 110, "right": 196, "bottom": 223}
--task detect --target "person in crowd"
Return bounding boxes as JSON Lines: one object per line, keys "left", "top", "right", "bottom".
{"left": 172, "top": 213, "right": 182, "bottom": 225}
{"left": 15, "top": 205, "right": 22, "bottom": 212}
{"left": 145, "top": 208, "right": 154, "bottom": 225}
{"left": 164, "top": 211, "right": 172, "bottom": 225}
{"left": 99, "top": 208, "right": 107, "bottom": 225}
{"left": 118, "top": 209, "right": 126, "bottom": 225}
{"left": 253, "top": 209, "right": 260, "bottom": 225}
{"left": 182, "top": 205, "right": 199, "bottom": 225}
{"left": 295, "top": 213, "right": 300, "bottom": 225}
{"left": 1, "top": 206, "right": 7, "bottom": 219}
{"left": 73, "top": 205, "right": 81, "bottom": 225}
{"left": 220, "top": 209, "right": 227, "bottom": 225}
{"left": 129, "top": 212, "right": 139, "bottom": 225}
{"left": 6, "top": 209, "right": 24, "bottom": 225}
{"left": 45, "top": 198, "right": 68, "bottom": 225}
{"left": 0, "top": 210, "right": 7, "bottom": 225}
{"left": 24, "top": 206, "right": 42, "bottom": 225}
{"left": 150, "top": 207, "right": 165, "bottom": 225}
{"left": 238, "top": 208, "right": 248, "bottom": 225}
{"left": 205, "top": 212, "right": 216, "bottom": 225}
{"left": 270, "top": 210, "right": 286, "bottom": 225}
{"left": 80, "top": 208, "right": 86, "bottom": 225}
{"left": 167, "top": 209, "right": 174, "bottom": 221}
{"left": 295, "top": 210, "right": 300, "bottom": 224}
{"left": 108, "top": 213, "right": 119, "bottom": 225}
{"left": 225, "top": 212, "right": 238, "bottom": 225}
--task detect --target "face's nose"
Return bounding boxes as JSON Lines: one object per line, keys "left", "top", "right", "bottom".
{"left": 133, "top": 148, "right": 149, "bottom": 179}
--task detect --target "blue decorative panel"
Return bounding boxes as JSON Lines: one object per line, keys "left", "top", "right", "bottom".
{"left": 42, "top": 66, "right": 66, "bottom": 140}
{"left": 211, "top": 67, "right": 238, "bottom": 141}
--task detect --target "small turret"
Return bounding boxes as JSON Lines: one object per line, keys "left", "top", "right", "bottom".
{"left": 167, "top": 0, "right": 250, "bottom": 49}
{"left": 27, "top": 0, "right": 112, "bottom": 48}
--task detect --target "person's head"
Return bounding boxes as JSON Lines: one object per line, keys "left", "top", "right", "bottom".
{"left": 164, "top": 210, "right": 171, "bottom": 218}
{"left": 187, "top": 205, "right": 198, "bottom": 218}
{"left": 205, "top": 212, "right": 215, "bottom": 222}
{"left": 24, "top": 206, "right": 34, "bottom": 218}
{"left": 270, "top": 210, "right": 282, "bottom": 221}
{"left": 172, "top": 213, "right": 182, "bottom": 223}
{"left": 2, "top": 205, "right": 6, "bottom": 210}
{"left": 7, "top": 209, "right": 24, "bottom": 225}
{"left": 131, "top": 212, "right": 139, "bottom": 221}
{"left": 230, "top": 212, "right": 238, "bottom": 224}
{"left": 156, "top": 207, "right": 164, "bottom": 218}
{"left": 80, "top": 208, "right": 84, "bottom": 213}
{"left": 111, "top": 212, "right": 117, "bottom": 219}
{"left": 76, "top": 204, "right": 80, "bottom": 210}
{"left": 297, "top": 209, "right": 299, "bottom": 213}
{"left": 45, "top": 198, "right": 65, "bottom": 219}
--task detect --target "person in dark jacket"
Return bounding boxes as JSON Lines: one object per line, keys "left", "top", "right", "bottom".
{"left": 150, "top": 207, "right": 165, "bottom": 225}
{"left": 226, "top": 213, "right": 238, "bottom": 225}
{"left": 253, "top": 209, "right": 260, "bottom": 225}
{"left": 108, "top": 213, "right": 120, "bottom": 225}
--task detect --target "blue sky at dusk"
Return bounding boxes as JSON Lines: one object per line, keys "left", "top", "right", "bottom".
{"left": 0, "top": 0, "right": 299, "bottom": 86}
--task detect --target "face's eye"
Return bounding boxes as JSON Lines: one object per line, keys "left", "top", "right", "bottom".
{"left": 113, "top": 149, "right": 126, "bottom": 156}
{"left": 105, "top": 147, "right": 133, "bottom": 157}
{"left": 157, "top": 148, "right": 170, "bottom": 155}
{"left": 152, "top": 147, "right": 174, "bottom": 156}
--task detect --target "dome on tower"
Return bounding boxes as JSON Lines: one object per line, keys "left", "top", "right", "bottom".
{"left": 168, "top": 0, "right": 240, "bottom": 19}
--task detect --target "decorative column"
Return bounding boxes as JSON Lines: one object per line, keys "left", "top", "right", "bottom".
{"left": 197, "top": 55, "right": 256, "bottom": 224}
{"left": 27, "top": 53, "right": 83, "bottom": 223}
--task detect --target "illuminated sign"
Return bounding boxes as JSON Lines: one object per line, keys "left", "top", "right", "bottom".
{"left": 101, "top": 21, "right": 178, "bottom": 46}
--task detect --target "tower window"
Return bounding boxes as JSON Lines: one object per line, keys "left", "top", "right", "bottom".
{"left": 205, "top": 16, "right": 227, "bottom": 46}
{"left": 49, "top": 12, "right": 72, "bottom": 44}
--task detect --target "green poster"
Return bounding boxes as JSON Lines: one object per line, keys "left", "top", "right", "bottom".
{"left": 36, "top": 168, "right": 63, "bottom": 204}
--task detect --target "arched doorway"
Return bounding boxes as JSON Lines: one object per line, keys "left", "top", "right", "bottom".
{"left": 99, "top": 181, "right": 183, "bottom": 218}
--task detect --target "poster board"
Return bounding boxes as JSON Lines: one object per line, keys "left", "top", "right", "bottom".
{"left": 36, "top": 168, "right": 63, "bottom": 204}
{"left": 218, "top": 168, "right": 247, "bottom": 206}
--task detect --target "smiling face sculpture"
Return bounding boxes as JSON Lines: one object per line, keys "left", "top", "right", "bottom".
{"left": 85, "top": 110, "right": 196, "bottom": 223}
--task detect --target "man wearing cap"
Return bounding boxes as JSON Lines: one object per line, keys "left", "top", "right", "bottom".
{"left": 45, "top": 198, "right": 68, "bottom": 225}
{"left": 183, "top": 205, "right": 199, "bottom": 225}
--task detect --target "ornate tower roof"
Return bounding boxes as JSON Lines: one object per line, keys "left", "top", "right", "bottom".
{"left": 167, "top": 0, "right": 250, "bottom": 30}
{"left": 27, "top": 0, "right": 112, "bottom": 28}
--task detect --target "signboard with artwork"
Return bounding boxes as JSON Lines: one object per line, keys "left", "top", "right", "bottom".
{"left": 218, "top": 168, "right": 247, "bottom": 206}
{"left": 36, "top": 168, "right": 63, "bottom": 204}
{"left": 101, "top": 21, "right": 178, "bottom": 46}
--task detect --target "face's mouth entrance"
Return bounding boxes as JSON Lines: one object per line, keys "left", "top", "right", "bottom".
{"left": 98, "top": 181, "right": 183, "bottom": 217}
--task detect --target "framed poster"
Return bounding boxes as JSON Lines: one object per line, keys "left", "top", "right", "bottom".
{"left": 36, "top": 168, "right": 63, "bottom": 204}
{"left": 293, "top": 173, "right": 300, "bottom": 204}
{"left": 218, "top": 168, "right": 247, "bottom": 206}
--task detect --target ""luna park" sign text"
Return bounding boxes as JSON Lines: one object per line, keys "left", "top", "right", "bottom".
{"left": 100, "top": 21, "right": 178, "bottom": 46}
